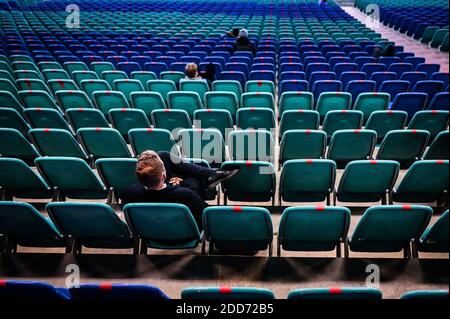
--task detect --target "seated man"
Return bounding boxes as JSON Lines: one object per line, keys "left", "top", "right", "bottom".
{"left": 121, "top": 151, "right": 238, "bottom": 228}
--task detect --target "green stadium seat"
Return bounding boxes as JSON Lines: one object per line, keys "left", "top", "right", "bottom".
{"left": 47, "top": 79, "right": 78, "bottom": 95}
{"left": 35, "top": 157, "right": 108, "bottom": 200}
{"left": 131, "top": 71, "right": 158, "bottom": 88}
{"left": 128, "top": 128, "right": 180, "bottom": 156}
{"left": 77, "top": 128, "right": 132, "bottom": 159}
{"left": 123, "top": 203, "right": 202, "bottom": 254}
{"left": 204, "top": 92, "right": 239, "bottom": 120}
{"left": 327, "top": 129, "right": 377, "bottom": 169}
{"left": 212, "top": 80, "right": 242, "bottom": 100}
{"left": 278, "top": 206, "right": 351, "bottom": 257}
{"left": 237, "top": 107, "right": 275, "bottom": 132}
{"left": 181, "top": 287, "right": 275, "bottom": 300}
{"left": 95, "top": 158, "right": 138, "bottom": 201}
{"left": 0, "top": 128, "right": 39, "bottom": 164}
{"left": 407, "top": 110, "right": 449, "bottom": 142}
{"left": 203, "top": 206, "right": 273, "bottom": 255}
{"left": 400, "top": 290, "right": 449, "bottom": 300}
{"left": 91, "top": 62, "right": 115, "bottom": 78}
{"left": 178, "top": 128, "right": 226, "bottom": 168}
{"left": 279, "top": 110, "right": 320, "bottom": 138}
{"left": 0, "top": 158, "right": 52, "bottom": 200}
{"left": 113, "top": 79, "right": 145, "bottom": 104}
{"left": 418, "top": 210, "right": 449, "bottom": 254}
{"left": 0, "top": 108, "right": 30, "bottom": 136}
{"left": 66, "top": 108, "right": 109, "bottom": 131}
{"left": 72, "top": 71, "right": 99, "bottom": 87}
{"left": 180, "top": 79, "right": 210, "bottom": 102}
{"left": 109, "top": 108, "right": 151, "bottom": 142}
{"left": 0, "top": 91, "right": 24, "bottom": 114}
{"left": 424, "top": 131, "right": 449, "bottom": 160}
{"left": 102, "top": 71, "right": 128, "bottom": 88}
{"left": 365, "top": 110, "right": 408, "bottom": 144}
{"left": 29, "top": 128, "right": 88, "bottom": 159}
{"left": 18, "top": 90, "right": 61, "bottom": 112}
{"left": 376, "top": 130, "right": 430, "bottom": 168}
{"left": 80, "top": 79, "right": 112, "bottom": 100}
{"left": 229, "top": 130, "right": 275, "bottom": 162}
{"left": 160, "top": 71, "right": 185, "bottom": 84}
{"left": 336, "top": 160, "right": 400, "bottom": 205}
{"left": 241, "top": 92, "right": 275, "bottom": 111}
{"left": 353, "top": 92, "right": 390, "bottom": 123}
{"left": 167, "top": 91, "right": 203, "bottom": 118}
{"left": 130, "top": 92, "right": 166, "bottom": 120}
{"left": 392, "top": 160, "right": 449, "bottom": 204}
{"left": 55, "top": 90, "right": 95, "bottom": 112}
{"left": 288, "top": 288, "right": 382, "bottom": 300}
{"left": 93, "top": 91, "right": 130, "bottom": 117}
{"left": 0, "top": 202, "right": 67, "bottom": 252}
{"left": 280, "top": 159, "right": 336, "bottom": 204}
{"left": 346, "top": 205, "right": 432, "bottom": 258}
{"left": 23, "top": 108, "right": 72, "bottom": 132}
{"left": 280, "top": 130, "right": 327, "bottom": 165}
{"left": 316, "top": 92, "right": 352, "bottom": 122}
{"left": 46, "top": 202, "right": 136, "bottom": 254}
{"left": 147, "top": 80, "right": 177, "bottom": 104}
{"left": 221, "top": 161, "right": 276, "bottom": 205}
{"left": 245, "top": 80, "right": 276, "bottom": 96}
{"left": 322, "top": 110, "right": 363, "bottom": 140}
{"left": 193, "top": 109, "right": 234, "bottom": 142}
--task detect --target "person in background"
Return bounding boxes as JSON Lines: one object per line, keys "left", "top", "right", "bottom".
{"left": 232, "top": 29, "right": 257, "bottom": 56}
{"left": 382, "top": 45, "right": 396, "bottom": 57}
{"left": 199, "top": 63, "right": 216, "bottom": 85}
{"left": 225, "top": 28, "right": 240, "bottom": 39}
{"left": 184, "top": 63, "right": 203, "bottom": 80}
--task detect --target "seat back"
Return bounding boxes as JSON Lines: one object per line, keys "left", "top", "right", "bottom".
{"left": 288, "top": 288, "right": 382, "bottom": 300}
{"left": 420, "top": 210, "right": 449, "bottom": 253}
{"left": 181, "top": 287, "right": 275, "bottom": 300}
{"left": 0, "top": 280, "right": 69, "bottom": 300}
{"left": 365, "top": 110, "right": 408, "bottom": 143}
{"left": 70, "top": 284, "right": 169, "bottom": 300}
{"left": 229, "top": 130, "right": 274, "bottom": 162}
{"left": 77, "top": 128, "right": 131, "bottom": 159}
{"left": 424, "top": 131, "right": 449, "bottom": 160}
{"left": 29, "top": 128, "right": 87, "bottom": 159}
{"left": 96, "top": 158, "right": 138, "bottom": 198}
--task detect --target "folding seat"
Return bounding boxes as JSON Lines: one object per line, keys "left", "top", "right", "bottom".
{"left": 108, "top": 108, "right": 151, "bottom": 142}
{"left": 428, "top": 92, "right": 449, "bottom": 111}
{"left": 29, "top": 128, "right": 87, "bottom": 159}
{"left": 14, "top": 69, "right": 43, "bottom": 81}
{"left": 309, "top": 71, "right": 337, "bottom": 84}
{"left": 370, "top": 72, "right": 397, "bottom": 90}
{"left": 179, "top": 79, "right": 209, "bottom": 99}
{"left": 354, "top": 56, "right": 376, "bottom": 69}
{"left": 0, "top": 127, "right": 40, "bottom": 164}
{"left": 279, "top": 79, "right": 309, "bottom": 94}
{"left": 144, "top": 62, "right": 169, "bottom": 77}
{"left": 416, "top": 64, "right": 440, "bottom": 79}
{"left": 77, "top": 128, "right": 132, "bottom": 159}
{"left": 413, "top": 80, "right": 446, "bottom": 107}
{"left": 0, "top": 78, "right": 17, "bottom": 95}
{"left": 376, "top": 130, "right": 429, "bottom": 168}
{"left": 219, "top": 71, "right": 246, "bottom": 87}
{"left": 389, "top": 92, "right": 428, "bottom": 120}
{"left": 17, "top": 90, "right": 61, "bottom": 112}
{"left": 151, "top": 109, "right": 192, "bottom": 138}
{"left": 42, "top": 69, "right": 71, "bottom": 82}
{"left": 0, "top": 157, "right": 53, "bottom": 200}
{"left": 202, "top": 206, "right": 273, "bottom": 255}
{"left": 181, "top": 287, "right": 274, "bottom": 300}
{"left": 388, "top": 63, "right": 414, "bottom": 78}
{"left": 12, "top": 61, "right": 40, "bottom": 73}
{"left": 311, "top": 80, "right": 342, "bottom": 102}
{"left": 288, "top": 288, "right": 382, "bottom": 300}
{"left": 66, "top": 107, "right": 109, "bottom": 131}
{"left": 329, "top": 57, "right": 352, "bottom": 68}
{"left": 401, "top": 290, "right": 449, "bottom": 300}
{"left": 47, "top": 202, "right": 136, "bottom": 253}
{"left": 160, "top": 71, "right": 185, "bottom": 84}
{"left": 101, "top": 70, "right": 128, "bottom": 88}
{"left": 131, "top": 56, "right": 152, "bottom": 70}
{"left": 404, "top": 57, "right": 426, "bottom": 69}
{"left": 0, "top": 202, "right": 68, "bottom": 252}
{"left": 249, "top": 70, "right": 275, "bottom": 83}
{"left": 339, "top": 71, "right": 367, "bottom": 89}
{"left": 327, "top": 129, "right": 377, "bottom": 169}
{"left": 112, "top": 79, "right": 144, "bottom": 105}
{"left": 70, "top": 284, "right": 169, "bottom": 300}
{"left": 64, "top": 61, "right": 89, "bottom": 75}
{"left": 128, "top": 92, "right": 165, "bottom": 120}
{"left": 178, "top": 129, "right": 226, "bottom": 168}
{"left": 166, "top": 91, "right": 203, "bottom": 119}
{"left": 72, "top": 71, "right": 99, "bottom": 87}
{"left": 424, "top": 131, "right": 449, "bottom": 160}
{"left": 336, "top": 160, "right": 400, "bottom": 205}
{"left": 131, "top": 71, "right": 157, "bottom": 88}
{"left": 315, "top": 92, "right": 352, "bottom": 121}
{"left": 128, "top": 128, "right": 179, "bottom": 156}
{"left": 399, "top": 71, "right": 427, "bottom": 89}
{"left": 278, "top": 206, "right": 350, "bottom": 256}
{"left": 47, "top": 79, "right": 79, "bottom": 95}
{"left": 225, "top": 62, "right": 249, "bottom": 76}
{"left": 279, "top": 71, "right": 306, "bottom": 82}
{"left": 280, "top": 159, "right": 336, "bottom": 204}
{"left": 241, "top": 92, "right": 275, "bottom": 111}
{"left": 322, "top": 110, "right": 364, "bottom": 140}
{"left": 193, "top": 109, "right": 234, "bottom": 142}
{"left": 392, "top": 159, "right": 449, "bottom": 204}
{"left": 346, "top": 205, "right": 432, "bottom": 258}
{"left": 236, "top": 107, "right": 275, "bottom": 132}
{"left": 91, "top": 91, "right": 130, "bottom": 120}
{"left": 55, "top": 90, "right": 94, "bottom": 113}
{"left": 361, "top": 63, "right": 386, "bottom": 78}
{"left": 35, "top": 157, "right": 108, "bottom": 200}
{"left": 91, "top": 62, "right": 115, "bottom": 77}
{"left": 251, "top": 63, "right": 275, "bottom": 73}
{"left": 417, "top": 209, "right": 448, "bottom": 254}
{"left": 203, "top": 91, "right": 238, "bottom": 121}
{"left": 379, "top": 80, "right": 411, "bottom": 102}
{"left": 229, "top": 130, "right": 275, "bottom": 163}
{"left": 333, "top": 63, "right": 358, "bottom": 77}
{"left": 279, "top": 130, "right": 327, "bottom": 165}
{"left": 345, "top": 80, "right": 376, "bottom": 105}
{"left": 245, "top": 80, "right": 275, "bottom": 96}
{"left": 408, "top": 110, "right": 449, "bottom": 141}
{"left": 378, "top": 57, "right": 401, "bottom": 69}
{"left": 354, "top": 92, "right": 390, "bottom": 123}
{"left": 430, "top": 72, "right": 449, "bottom": 88}
{"left": 147, "top": 80, "right": 177, "bottom": 104}
{"left": 123, "top": 203, "right": 202, "bottom": 254}
{"left": 212, "top": 80, "right": 242, "bottom": 100}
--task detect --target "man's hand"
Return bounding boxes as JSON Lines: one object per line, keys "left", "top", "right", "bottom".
{"left": 169, "top": 177, "right": 183, "bottom": 186}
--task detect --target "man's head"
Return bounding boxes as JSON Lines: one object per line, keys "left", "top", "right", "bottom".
{"left": 136, "top": 151, "right": 166, "bottom": 188}
{"left": 239, "top": 29, "right": 248, "bottom": 38}
{"left": 185, "top": 63, "right": 199, "bottom": 78}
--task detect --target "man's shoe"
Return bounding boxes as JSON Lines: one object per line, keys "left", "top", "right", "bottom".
{"left": 207, "top": 169, "right": 240, "bottom": 189}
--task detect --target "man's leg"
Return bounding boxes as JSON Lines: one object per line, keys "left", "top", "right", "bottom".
{"left": 158, "top": 151, "right": 216, "bottom": 180}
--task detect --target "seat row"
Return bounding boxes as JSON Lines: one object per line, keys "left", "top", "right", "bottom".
{"left": 0, "top": 156, "right": 448, "bottom": 208}
{"left": 0, "top": 201, "right": 448, "bottom": 258}
{"left": 1, "top": 280, "right": 448, "bottom": 300}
